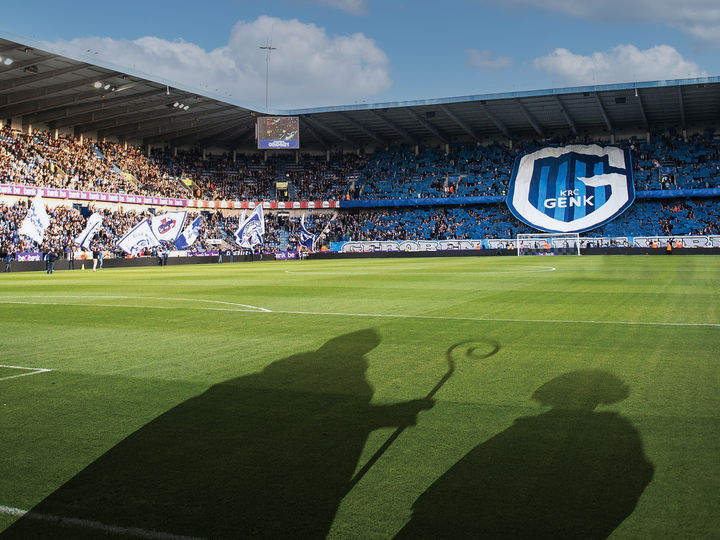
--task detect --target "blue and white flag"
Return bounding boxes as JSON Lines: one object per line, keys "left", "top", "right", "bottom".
{"left": 74, "top": 212, "right": 104, "bottom": 249}
{"left": 117, "top": 220, "right": 160, "bottom": 255}
{"left": 299, "top": 214, "right": 316, "bottom": 251}
{"left": 506, "top": 145, "right": 635, "bottom": 233}
{"left": 174, "top": 216, "right": 202, "bottom": 250}
{"left": 150, "top": 211, "right": 187, "bottom": 242}
{"left": 234, "top": 205, "right": 265, "bottom": 248}
{"left": 19, "top": 191, "right": 51, "bottom": 244}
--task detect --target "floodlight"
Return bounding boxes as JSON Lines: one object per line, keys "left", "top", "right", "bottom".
{"left": 173, "top": 102, "right": 179, "bottom": 107}
{"left": 183, "top": 105, "right": 190, "bottom": 111}
{"left": 94, "top": 81, "right": 102, "bottom": 88}
{"left": 103, "top": 84, "right": 111, "bottom": 90}
{"left": 3, "top": 57, "right": 13, "bottom": 65}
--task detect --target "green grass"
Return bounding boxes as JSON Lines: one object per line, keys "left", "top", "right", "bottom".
{"left": 0, "top": 255, "right": 718, "bottom": 538}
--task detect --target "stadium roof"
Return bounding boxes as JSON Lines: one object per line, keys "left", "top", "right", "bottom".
{"left": 2, "top": 30, "right": 720, "bottom": 152}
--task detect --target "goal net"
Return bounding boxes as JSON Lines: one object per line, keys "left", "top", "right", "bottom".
{"left": 517, "top": 233, "right": 581, "bottom": 256}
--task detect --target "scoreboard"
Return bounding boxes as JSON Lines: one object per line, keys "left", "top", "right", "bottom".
{"left": 257, "top": 117, "right": 300, "bottom": 149}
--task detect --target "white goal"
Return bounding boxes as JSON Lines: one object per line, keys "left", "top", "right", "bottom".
{"left": 516, "top": 233, "right": 581, "bottom": 256}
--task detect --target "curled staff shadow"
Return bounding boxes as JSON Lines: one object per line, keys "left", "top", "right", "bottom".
{"left": 396, "top": 370, "right": 655, "bottom": 540}
{"left": 2, "top": 329, "right": 432, "bottom": 540}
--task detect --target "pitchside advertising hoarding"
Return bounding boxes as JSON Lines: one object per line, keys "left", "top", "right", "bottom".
{"left": 506, "top": 145, "right": 635, "bottom": 233}
{"left": 257, "top": 117, "right": 300, "bottom": 150}
{"left": 330, "top": 236, "right": 720, "bottom": 253}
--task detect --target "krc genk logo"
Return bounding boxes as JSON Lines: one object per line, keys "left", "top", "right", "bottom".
{"left": 506, "top": 145, "right": 635, "bottom": 233}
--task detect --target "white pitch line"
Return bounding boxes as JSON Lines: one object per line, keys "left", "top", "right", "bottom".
{"left": 266, "top": 309, "right": 720, "bottom": 328}
{"left": 284, "top": 266, "right": 557, "bottom": 276}
{"left": 0, "top": 300, "right": 265, "bottom": 314}
{"left": 0, "top": 365, "right": 52, "bottom": 382}
{"left": 0, "top": 297, "right": 717, "bottom": 328}
{"left": 0, "top": 295, "right": 270, "bottom": 312}
{"left": 0, "top": 504, "right": 203, "bottom": 540}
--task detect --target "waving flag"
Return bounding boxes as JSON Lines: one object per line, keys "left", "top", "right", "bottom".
{"left": 299, "top": 214, "right": 317, "bottom": 251}
{"left": 234, "top": 205, "right": 265, "bottom": 248}
{"left": 117, "top": 220, "right": 160, "bottom": 255}
{"left": 19, "top": 191, "right": 51, "bottom": 244}
{"left": 174, "top": 216, "right": 203, "bottom": 250}
{"left": 74, "top": 212, "right": 104, "bottom": 249}
{"left": 233, "top": 210, "right": 247, "bottom": 239}
{"left": 151, "top": 211, "right": 187, "bottom": 242}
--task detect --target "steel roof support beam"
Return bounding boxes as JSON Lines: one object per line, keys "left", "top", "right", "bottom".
{"left": 515, "top": 99, "right": 544, "bottom": 137}
{"left": 198, "top": 122, "right": 255, "bottom": 147}
{"left": 140, "top": 116, "right": 247, "bottom": 144}
{"left": 593, "top": 93, "right": 613, "bottom": 133}
{"left": 439, "top": 104, "right": 480, "bottom": 141}
{"left": 554, "top": 96, "right": 578, "bottom": 135}
{"left": 225, "top": 127, "right": 256, "bottom": 150}
{"left": 477, "top": 102, "right": 512, "bottom": 139}
{"left": 299, "top": 118, "right": 329, "bottom": 150}
{"left": 28, "top": 90, "right": 180, "bottom": 125}
{"left": 172, "top": 117, "right": 255, "bottom": 147}
{"left": 0, "top": 63, "right": 91, "bottom": 92}
{"left": 405, "top": 107, "right": 449, "bottom": 144}
{"left": 336, "top": 112, "right": 386, "bottom": 146}
{"left": 367, "top": 110, "right": 415, "bottom": 144}
{"left": 0, "top": 54, "right": 58, "bottom": 75}
{"left": 0, "top": 44, "right": 21, "bottom": 55}
{"left": 70, "top": 97, "right": 216, "bottom": 132}
{"left": 678, "top": 86, "right": 686, "bottom": 130}
{"left": 0, "top": 72, "right": 122, "bottom": 108}
{"left": 302, "top": 115, "right": 358, "bottom": 147}
{"left": 0, "top": 89, "right": 107, "bottom": 118}
{"left": 636, "top": 90, "right": 649, "bottom": 131}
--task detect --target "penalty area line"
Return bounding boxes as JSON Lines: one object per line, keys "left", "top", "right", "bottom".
{"left": 266, "top": 309, "right": 720, "bottom": 328}
{"left": 0, "top": 504, "right": 204, "bottom": 540}
{"left": 0, "top": 365, "right": 52, "bottom": 382}
{"left": 0, "top": 299, "right": 716, "bottom": 328}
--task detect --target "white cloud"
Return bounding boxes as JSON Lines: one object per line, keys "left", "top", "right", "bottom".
{"left": 466, "top": 49, "right": 513, "bottom": 70}
{"left": 485, "top": 0, "right": 720, "bottom": 44}
{"left": 45, "top": 16, "right": 391, "bottom": 109}
{"left": 533, "top": 45, "right": 708, "bottom": 85}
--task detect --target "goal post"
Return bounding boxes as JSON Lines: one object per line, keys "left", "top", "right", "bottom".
{"left": 516, "top": 232, "right": 581, "bottom": 256}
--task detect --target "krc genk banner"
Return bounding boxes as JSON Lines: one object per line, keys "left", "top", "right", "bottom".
{"left": 506, "top": 145, "right": 635, "bottom": 233}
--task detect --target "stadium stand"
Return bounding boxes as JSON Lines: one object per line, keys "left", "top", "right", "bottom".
{"left": 2, "top": 123, "right": 720, "bottom": 259}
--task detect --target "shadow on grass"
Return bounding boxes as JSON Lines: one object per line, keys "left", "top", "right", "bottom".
{"left": 2, "top": 329, "right": 432, "bottom": 539}
{"left": 395, "top": 369, "right": 654, "bottom": 539}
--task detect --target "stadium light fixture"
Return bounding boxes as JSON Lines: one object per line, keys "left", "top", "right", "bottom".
{"left": 103, "top": 84, "right": 111, "bottom": 90}
{"left": 3, "top": 57, "right": 13, "bottom": 65}
{"left": 183, "top": 105, "right": 190, "bottom": 111}
{"left": 94, "top": 81, "right": 102, "bottom": 88}
{"left": 173, "top": 102, "right": 179, "bottom": 108}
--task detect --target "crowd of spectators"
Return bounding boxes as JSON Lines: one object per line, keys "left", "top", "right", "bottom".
{"left": 325, "top": 199, "right": 720, "bottom": 244}
{"left": 2, "top": 195, "right": 719, "bottom": 260}
{"left": 2, "top": 126, "right": 720, "bottom": 258}
{"left": 3, "top": 126, "right": 720, "bottom": 204}
{"left": 0, "top": 199, "right": 330, "bottom": 258}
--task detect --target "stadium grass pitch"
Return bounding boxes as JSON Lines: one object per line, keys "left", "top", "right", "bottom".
{"left": 0, "top": 255, "right": 718, "bottom": 538}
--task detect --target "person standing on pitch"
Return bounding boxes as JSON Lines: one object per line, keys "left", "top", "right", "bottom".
{"left": 46, "top": 249, "right": 57, "bottom": 274}
{"left": 92, "top": 246, "right": 100, "bottom": 271}
{"left": 67, "top": 246, "right": 75, "bottom": 270}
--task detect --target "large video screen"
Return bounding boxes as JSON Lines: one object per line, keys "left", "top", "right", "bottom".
{"left": 257, "top": 117, "right": 300, "bottom": 149}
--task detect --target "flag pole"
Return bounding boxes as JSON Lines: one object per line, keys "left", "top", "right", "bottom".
{"left": 343, "top": 340, "right": 500, "bottom": 496}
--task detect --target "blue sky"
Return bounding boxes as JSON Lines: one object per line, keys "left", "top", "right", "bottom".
{"left": 3, "top": 0, "right": 719, "bottom": 110}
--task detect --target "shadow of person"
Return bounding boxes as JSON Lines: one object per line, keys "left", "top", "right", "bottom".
{"left": 396, "top": 370, "right": 654, "bottom": 540}
{"left": 2, "top": 329, "right": 432, "bottom": 539}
